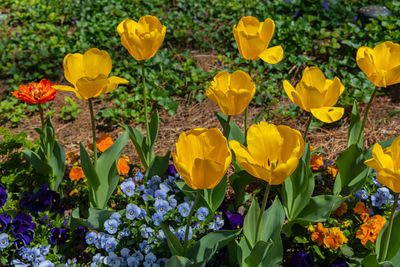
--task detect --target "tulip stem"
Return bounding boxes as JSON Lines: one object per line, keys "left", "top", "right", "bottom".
{"left": 141, "top": 60, "right": 151, "bottom": 163}
{"left": 184, "top": 190, "right": 201, "bottom": 254}
{"left": 244, "top": 61, "right": 253, "bottom": 142}
{"left": 256, "top": 182, "right": 271, "bottom": 240}
{"left": 223, "top": 115, "right": 231, "bottom": 138}
{"left": 382, "top": 192, "right": 399, "bottom": 260}
{"left": 303, "top": 113, "right": 313, "bottom": 141}
{"left": 88, "top": 98, "right": 97, "bottom": 166}
{"left": 357, "top": 86, "right": 379, "bottom": 146}
{"left": 38, "top": 103, "right": 45, "bottom": 129}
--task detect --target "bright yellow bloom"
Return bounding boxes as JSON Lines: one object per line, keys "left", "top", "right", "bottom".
{"left": 229, "top": 122, "right": 304, "bottom": 185}
{"left": 173, "top": 128, "right": 232, "bottom": 190}
{"left": 323, "top": 227, "right": 348, "bottom": 250}
{"left": 356, "top": 41, "right": 400, "bottom": 88}
{"left": 205, "top": 70, "right": 255, "bottom": 116}
{"left": 54, "top": 48, "right": 128, "bottom": 99}
{"left": 233, "top": 16, "right": 283, "bottom": 63}
{"left": 283, "top": 66, "right": 345, "bottom": 123}
{"left": 364, "top": 136, "right": 400, "bottom": 193}
{"left": 117, "top": 15, "right": 166, "bottom": 61}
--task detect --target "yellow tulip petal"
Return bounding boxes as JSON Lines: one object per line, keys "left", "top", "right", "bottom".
{"left": 52, "top": 85, "right": 76, "bottom": 92}
{"left": 277, "top": 125, "right": 304, "bottom": 163}
{"left": 295, "top": 83, "right": 324, "bottom": 111}
{"left": 83, "top": 48, "right": 112, "bottom": 78}
{"left": 237, "top": 31, "right": 266, "bottom": 60}
{"left": 259, "top": 18, "right": 275, "bottom": 47}
{"left": 371, "top": 143, "right": 393, "bottom": 170}
{"left": 377, "top": 169, "right": 400, "bottom": 193}
{"left": 385, "top": 65, "right": 400, "bottom": 86}
{"left": 173, "top": 152, "right": 193, "bottom": 189}
{"left": 323, "top": 77, "right": 343, "bottom": 107}
{"left": 75, "top": 75, "right": 109, "bottom": 99}
{"left": 391, "top": 136, "right": 400, "bottom": 170}
{"left": 291, "top": 89, "right": 307, "bottom": 111}
{"left": 301, "top": 66, "right": 326, "bottom": 90}
{"left": 283, "top": 80, "right": 296, "bottom": 103}
{"left": 356, "top": 47, "right": 375, "bottom": 78}
{"left": 63, "top": 53, "right": 85, "bottom": 86}
{"left": 236, "top": 16, "right": 260, "bottom": 35}
{"left": 364, "top": 158, "right": 382, "bottom": 172}
{"left": 311, "top": 107, "right": 344, "bottom": 123}
{"left": 258, "top": 45, "right": 283, "bottom": 64}
{"left": 270, "top": 157, "right": 300, "bottom": 185}
{"left": 105, "top": 76, "right": 129, "bottom": 93}
{"left": 191, "top": 158, "right": 225, "bottom": 189}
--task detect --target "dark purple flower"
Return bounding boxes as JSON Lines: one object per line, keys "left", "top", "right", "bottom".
{"left": 286, "top": 0, "right": 291, "bottom": 3}
{"left": 294, "top": 10, "right": 301, "bottom": 17}
{"left": 72, "top": 17, "right": 77, "bottom": 23}
{"left": 329, "top": 258, "right": 348, "bottom": 267}
{"left": 168, "top": 164, "right": 177, "bottom": 176}
{"left": 181, "top": 73, "right": 185, "bottom": 78}
{"left": 47, "top": 221, "right": 54, "bottom": 227}
{"left": 322, "top": 1, "right": 329, "bottom": 11}
{"left": 12, "top": 213, "right": 36, "bottom": 235}
{"left": 0, "top": 213, "right": 11, "bottom": 233}
{"left": 42, "top": 214, "right": 48, "bottom": 222}
{"left": 182, "top": 4, "right": 187, "bottom": 9}
{"left": 16, "top": 32, "right": 20, "bottom": 37}
{"left": 0, "top": 184, "right": 7, "bottom": 209}
{"left": 50, "top": 227, "right": 70, "bottom": 245}
{"left": 194, "top": 16, "right": 198, "bottom": 21}
{"left": 353, "top": 16, "right": 358, "bottom": 21}
{"left": 292, "top": 251, "right": 315, "bottom": 267}
{"left": 63, "top": 219, "right": 69, "bottom": 226}
{"left": 224, "top": 211, "right": 244, "bottom": 229}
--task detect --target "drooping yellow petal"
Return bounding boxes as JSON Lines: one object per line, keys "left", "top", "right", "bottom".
{"left": 105, "top": 76, "right": 129, "bottom": 93}
{"left": 83, "top": 48, "right": 112, "bottom": 78}
{"left": 310, "top": 107, "right": 344, "bottom": 123}
{"left": 356, "top": 47, "right": 376, "bottom": 78}
{"left": 323, "top": 77, "right": 343, "bottom": 107}
{"left": 377, "top": 169, "right": 400, "bottom": 193}
{"left": 283, "top": 80, "right": 296, "bottom": 103}
{"left": 371, "top": 143, "right": 393, "bottom": 170}
{"left": 258, "top": 45, "right": 284, "bottom": 64}
{"left": 390, "top": 136, "right": 400, "bottom": 170}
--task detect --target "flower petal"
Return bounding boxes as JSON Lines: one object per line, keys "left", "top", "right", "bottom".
{"left": 311, "top": 107, "right": 344, "bottom": 123}
{"left": 63, "top": 53, "right": 85, "bottom": 86}
{"left": 323, "top": 77, "right": 343, "bottom": 107}
{"left": 105, "top": 76, "right": 129, "bottom": 93}
{"left": 258, "top": 45, "right": 283, "bottom": 64}
{"left": 191, "top": 158, "right": 225, "bottom": 189}
{"left": 83, "top": 48, "right": 112, "bottom": 79}
{"left": 301, "top": 66, "right": 326, "bottom": 90}
{"left": 75, "top": 75, "right": 109, "bottom": 99}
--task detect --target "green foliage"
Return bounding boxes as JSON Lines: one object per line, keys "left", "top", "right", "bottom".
{"left": 59, "top": 96, "right": 81, "bottom": 121}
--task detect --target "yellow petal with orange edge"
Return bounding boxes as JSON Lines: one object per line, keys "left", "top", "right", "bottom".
{"left": 83, "top": 48, "right": 112, "bottom": 78}
{"left": 76, "top": 75, "right": 109, "bottom": 99}
{"left": 311, "top": 107, "right": 344, "bottom": 123}
{"left": 258, "top": 45, "right": 283, "bottom": 64}
{"left": 377, "top": 169, "right": 400, "bottom": 193}
{"left": 191, "top": 158, "right": 225, "bottom": 189}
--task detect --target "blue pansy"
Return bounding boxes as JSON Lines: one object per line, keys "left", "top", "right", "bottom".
{"left": 121, "top": 178, "right": 135, "bottom": 197}
{"left": 168, "top": 195, "right": 177, "bottom": 209}
{"left": 378, "top": 187, "right": 392, "bottom": 204}
{"left": 132, "top": 251, "right": 144, "bottom": 261}
{"left": 110, "top": 212, "right": 122, "bottom": 224}
{"left": 127, "top": 256, "right": 140, "bottom": 266}
{"left": 197, "top": 207, "right": 209, "bottom": 221}
{"left": 155, "top": 189, "right": 167, "bottom": 200}
{"left": 152, "top": 213, "right": 163, "bottom": 226}
{"left": 177, "top": 226, "right": 193, "bottom": 241}
{"left": 144, "top": 252, "right": 157, "bottom": 267}
{"left": 105, "top": 237, "right": 118, "bottom": 252}
{"left": 354, "top": 189, "right": 368, "bottom": 200}
{"left": 134, "top": 172, "right": 144, "bottom": 182}
{"left": 140, "top": 225, "right": 155, "bottom": 239}
{"left": 371, "top": 193, "right": 383, "bottom": 207}
{"left": 178, "top": 203, "right": 190, "bottom": 217}
{"left": 104, "top": 218, "right": 119, "bottom": 234}
{"left": 0, "top": 233, "right": 8, "bottom": 249}
{"left": 155, "top": 199, "right": 170, "bottom": 215}
{"left": 38, "top": 260, "right": 55, "bottom": 267}
{"left": 104, "top": 252, "right": 120, "bottom": 266}
{"left": 86, "top": 231, "right": 97, "bottom": 245}
{"left": 126, "top": 204, "right": 141, "bottom": 220}
{"left": 139, "top": 240, "right": 151, "bottom": 254}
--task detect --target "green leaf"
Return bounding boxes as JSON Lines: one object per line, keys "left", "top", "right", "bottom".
{"left": 347, "top": 101, "right": 363, "bottom": 147}
{"left": 86, "top": 208, "right": 115, "bottom": 230}
{"left": 295, "top": 195, "right": 343, "bottom": 222}
{"left": 376, "top": 211, "right": 400, "bottom": 264}
{"left": 125, "top": 125, "right": 149, "bottom": 169}
{"left": 186, "top": 230, "right": 240, "bottom": 266}
{"left": 243, "top": 197, "right": 260, "bottom": 247}
{"left": 79, "top": 142, "right": 100, "bottom": 208}
{"left": 244, "top": 240, "right": 273, "bottom": 267}
{"left": 49, "top": 141, "right": 66, "bottom": 191}
{"left": 22, "top": 148, "right": 52, "bottom": 175}
{"left": 148, "top": 109, "right": 159, "bottom": 153}
{"left": 253, "top": 108, "right": 264, "bottom": 124}
{"left": 282, "top": 143, "right": 313, "bottom": 220}
{"left": 145, "top": 150, "right": 171, "bottom": 178}
{"left": 202, "top": 176, "right": 227, "bottom": 213}
{"left": 161, "top": 223, "right": 185, "bottom": 256}
{"left": 166, "top": 255, "right": 193, "bottom": 267}
{"left": 229, "top": 171, "right": 255, "bottom": 206}
{"left": 333, "top": 144, "right": 368, "bottom": 196}
{"left": 215, "top": 112, "right": 244, "bottom": 144}
{"left": 341, "top": 245, "right": 354, "bottom": 258}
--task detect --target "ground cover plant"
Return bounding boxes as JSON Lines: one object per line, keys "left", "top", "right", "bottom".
{"left": 2, "top": 0, "right": 400, "bottom": 266}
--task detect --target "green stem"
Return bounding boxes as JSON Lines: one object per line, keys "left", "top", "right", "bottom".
{"left": 244, "top": 61, "right": 253, "bottom": 142}
{"left": 141, "top": 60, "right": 151, "bottom": 159}
{"left": 38, "top": 103, "right": 45, "bottom": 129}
{"left": 357, "top": 86, "right": 379, "bottom": 146}
{"left": 255, "top": 183, "right": 271, "bottom": 239}
{"left": 303, "top": 113, "right": 313, "bottom": 142}
{"left": 382, "top": 192, "right": 399, "bottom": 260}
{"left": 223, "top": 115, "right": 231, "bottom": 138}
{"left": 184, "top": 190, "right": 201, "bottom": 254}
{"left": 88, "top": 98, "right": 97, "bottom": 166}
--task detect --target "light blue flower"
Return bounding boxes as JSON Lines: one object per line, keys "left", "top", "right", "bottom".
{"left": 38, "top": 261, "right": 55, "bottom": 267}
{"left": 126, "top": 203, "right": 141, "bottom": 220}
{"left": 104, "top": 252, "right": 120, "bottom": 267}
{"left": 177, "top": 226, "right": 192, "bottom": 241}
{"left": 139, "top": 208, "right": 147, "bottom": 219}
{"left": 168, "top": 195, "right": 177, "bottom": 208}
{"left": 65, "top": 258, "right": 77, "bottom": 267}
{"left": 134, "top": 172, "right": 144, "bottom": 182}
{"left": 39, "top": 244, "right": 50, "bottom": 256}
{"left": 178, "top": 203, "right": 190, "bottom": 217}
{"left": 27, "top": 247, "right": 38, "bottom": 261}
{"left": 110, "top": 212, "right": 122, "bottom": 224}
{"left": 132, "top": 251, "right": 144, "bottom": 261}
{"left": 121, "top": 247, "right": 130, "bottom": 258}
{"left": 148, "top": 175, "right": 162, "bottom": 189}
{"left": 354, "top": 189, "right": 368, "bottom": 200}
{"left": 105, "top": 237, "right": 118, "bottom": 252}
{"left": 121, "top": 178, "right": 136, "bottom": 197}
{"left": 92, "top": 253, "right": 104, "bottom": 263}
{"left": 155, "top": 189, "right": 167, "bottom": 200}
{"left": 159, "top": 182, "right": 172, "bottom": 193}
{"left": 197, "top": 207, "right": 209, "bottom": 221}
{"left": 372, "top": 193, "right": 383, "bottom": 207}
{"left": 118, "top": 228, "right": 131, "bottom": 240}
{"left": 104, "top": 218, "right": 119, "bottom": 234}
{"left": 209, "top": 215, "right": 224, "bottom": 230}
{"left": 127, "top": 256, "right": 140, "bottom": 266}
{"left": 138, "top": 184, "right": 145, "bottom": 192}
{"left": 371, "top": 176, "right": 382, "bottom": 187}
{"left": 18, "top": 246, "right": 28, "bottom": 256}
{"left": 34, "top": 256, "right": 46, "bottom": 266}
{"left": 157, "top": 230, "right": 165, "bottom": 240}
{"left": 86, "top": 231, "right": 98, "bottom": 245}
{"left": 12, "top": 259, "right": 29, "bottom": 267}
{"left": 152, "top": 213, "right": 163, "bottom": 226}
{"left": 144, "top": 252, "right": 157, "bottom": 266}
{"left": 0, "top": 233, "right": 8, "bottom": 249}
{"left": 142, "top": 189, "right": 154, "bottom": 201}
{"left": 168, "top": 175, "right": 176, "bottom": 183}
{"left": 157, "top": 258, "right": 168, "bottom": 267}
{"left": 155, "top": 199, "right": 170, "bottom": 215}
{"left": 139, "top": 240, "right": 151, "bottom": 254}
{"left": 140, "top": 225, "right": 155, "bottom": 239}
{"left": 378, "top": 187, "right": 392, "bottom": 204}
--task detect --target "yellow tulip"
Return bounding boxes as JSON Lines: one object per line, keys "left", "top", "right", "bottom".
{"left": 364, "top": 136, "right": 400, "bottom": 193}
{"left": 117, "top": 15, "right": 166, "bottom": 61}
{"left": 229, "top": 122, "right": 304, "bottom": 185}
{"left": 173, "top": 128, "right": 232, "bottom": 190}
{"left": 283, "top": 66, "right": 345, "bottom": 123}
{"left": 357, "top": 41, "right": 400, "bottom": 88}
{"left": 53, "top": 48, "right": 128, "bottom": 99}
{"left": 205, "top": 70, "right": 255, "bottom": 116}
{"left": 233, "top": 16, "right": 283, "bottom": 63}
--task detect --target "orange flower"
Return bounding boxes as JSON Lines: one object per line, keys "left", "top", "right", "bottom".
{"left": 310, "top": 154, "right": 324, "bottom": 170}
{"left": 323, "top": 227, "right": 348, "bottom": 250}
{"left": 311, "top": 223, "right": 327, "bottom": 246}
{"left": 117, "top": 156, "right": 130, "bottom": 175}
{"left": 353, "top": 202, "right": 370, "bottom": 222}
{"left": 356, "top": 215, "right": 386, "bottom": 246}
{"left": 12, "top": 79, "right": 58, "bottom": 104}
{"left": 96, "top": 134, "right": 114, "bottom": 152}
{"left": 333, "top": 202, "right": 348, "bottom": 216}
{"left": 327, "top": 165, "right": 338, "bottom": 178}
{"left": 69, "top": 166, "right": 85, "bottom": 181}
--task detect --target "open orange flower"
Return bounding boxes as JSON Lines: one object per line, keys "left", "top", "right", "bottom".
{"left": 323, "top": 227, "right": 348, "bottom": 250}
{"left": 96, "top": 134, "right": 114, "bottom": 152}
{"left": 310, "top": 154, "right": 323, "bottom": 170}
{"left": 310, "top": 222, "right": 327, "bottom": 246}
{"left": 69, "top": 166, "right": 85, "bottom": 181}
{"left": 353, "top": 202, "right": 370, "bottom": 222}
{"left": 332, "top": 202, "right": 348, "bottom": 217}
{"left": 117, "top": 156, "right": 130, "bottom": 175}
{"left": 356, "top": 215, "right": 386, "bottom": 245}
{"left": 12, "top": 79, "right": 58, "bottom": 104}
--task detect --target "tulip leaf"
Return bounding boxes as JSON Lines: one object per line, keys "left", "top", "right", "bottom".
{"left": 253, "top": 108, "right": 264, "bottom": 124}
{"left": 202, "top": 176, "right": 227, "bottom": 213}
{"left": 161, "top": 223, "right": 185, "bottom": 256}
{"left": 149, "top": 109, "right": 159, "bottom": 152}
{"left": 49, "top": 141, "right": 66, "bottom": 191}
{"left": 145, "top": 150, "right": 171, "bottom": 179}
{"left": 237, "top": 237, "right": 252, "bottom": 266}
{"left": 185, "top": 230, "right": 240, "bottom": 266}
{"left": 243, "top": 197, "right": 260, "bottom": 248}
{"left": 215, "top": 112, "right": 244, "bottom": 144}
{"left": 86, "top": 208, "right": 115, "bottom": 231}
{"left": 125, "top": 125, "right": 150, "bottom": 169}
{"left": 347, "top": 101, "right": 363, "bottom": 147}
{"left": 282, "top": 143, "right": 313, "bottom": 220}
{"left": 166, "top": 255, "right": 193, "bottom": 267}
{"left": 376, "top": 211, "right": 400, "bottom": 264}
{"left": 22, "top": 148, "right": 52, "bottom": 176}
{"left": 80, "top": 142, "right": 100, "bottom": 207}
{"left": 229, "top": 171, "right": 256, "bottom": 206}
{"left": 244, "top": 240, "right": 273, "bottom": 267}
{"left": 295, "top": 195, "right": 343, "bottom": 222}
{"left": 70, "top": 207, "right": 86, "bottom": 231}
{"left": 333, "top": 144, "right": 369, "bottom": 196}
